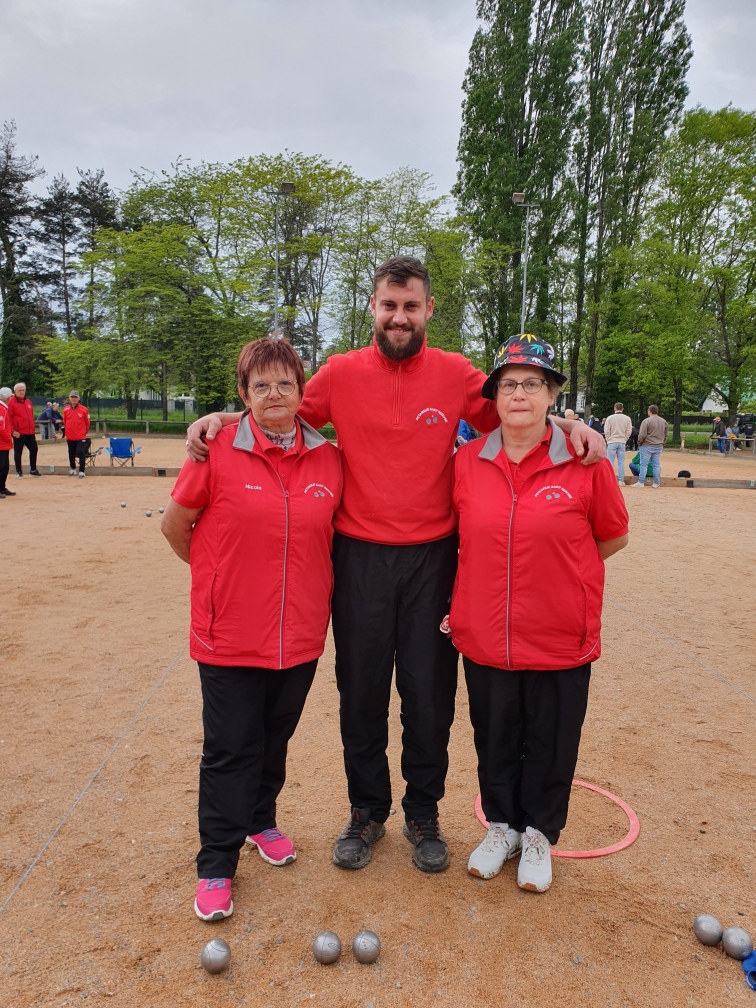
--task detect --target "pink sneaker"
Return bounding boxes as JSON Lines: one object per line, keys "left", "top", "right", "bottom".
{"left": 246, "top": 827, "right": 296, "bottom": 866}
{"left": 194, "top": 877, "right": 233, "bottom": 921}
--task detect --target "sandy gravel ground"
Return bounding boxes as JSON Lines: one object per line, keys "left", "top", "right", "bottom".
{"left": 0, "top": 442, "right": 754, "bottom": 1008}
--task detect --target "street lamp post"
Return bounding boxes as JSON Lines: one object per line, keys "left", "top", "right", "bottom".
{"left": 512, "top": 192, "right": 539, "bottom": 334}
{"left": 267, "top": 182, "right": 296, "bottom": 337}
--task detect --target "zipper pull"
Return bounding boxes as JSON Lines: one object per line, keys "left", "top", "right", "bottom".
{"left": 513, "top": 494, "right": 518, "bottom": 503}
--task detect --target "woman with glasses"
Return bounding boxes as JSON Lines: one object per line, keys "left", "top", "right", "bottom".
{"left": 447, "top": 335, "right": 629, "bottom": 893}
{"left": 161, "top": 337, "right": 342, "bottom": 922}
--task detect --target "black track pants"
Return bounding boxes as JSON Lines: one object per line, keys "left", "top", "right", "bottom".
{"left": 464, "top": 658, "right": 591, "bottom": 844}
{"left": 0, "top": 449, "right": 8, "bottom": 492}
{"left": 196, "top": 659, "right": 317, "bottom": 879}
{"left": 331, "top": 532, "right": 459, "bottom": 823}
{"left": 13, "top": 434, "right": 38, "bottom": 474}
{"left": 67, "top": 439, "right": 87, "bottom": 471}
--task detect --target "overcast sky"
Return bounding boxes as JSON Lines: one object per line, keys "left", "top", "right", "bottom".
{"left": 2, "top": 0, "right": 754, "bottom": 197}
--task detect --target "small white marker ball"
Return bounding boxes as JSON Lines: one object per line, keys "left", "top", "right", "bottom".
{"left": 352, "top": 930, "right": 380, "bottom": 964}
{"left": 200, "top": 938, "right": 230, "bottom": 974}
{"left": 722, "top": 926, "right": 753, "bottom": 960}
{"left": 120, "top": 501, "right": 126, "bottom": 507}
{"left": 312, "top": 931, "right": 341, "bottom": 964}
{"left": 693, "top": 914, "right": 722, "bottom": 946}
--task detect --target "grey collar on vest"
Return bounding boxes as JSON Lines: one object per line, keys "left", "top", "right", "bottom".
{"left": 478, "top": 417, "right": 572, "bottom": 466}
{"left": 232, "top": 413, "right": 327, "bottom": 453}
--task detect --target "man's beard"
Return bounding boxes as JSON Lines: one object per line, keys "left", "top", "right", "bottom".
{"left": 374, "top": 323, "right": 425, "bottom": 361}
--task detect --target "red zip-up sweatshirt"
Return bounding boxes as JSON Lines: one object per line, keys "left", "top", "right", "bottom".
{"left": 63, "top": 403, "right": 90, "bottom": 440}
{"left": 171, "top": 414, "right": 343, "bottom": 669}
{"left": 449, "top": 422, "right": 629, "bottom": 670}
{"left": 299, "top": 337, "right": 498, "bottom": 545}
{"left": 7, "top": 395, "right": 35, "bottom": 435}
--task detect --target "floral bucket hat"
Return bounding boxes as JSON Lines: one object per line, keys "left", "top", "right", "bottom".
{"left": 481, "top": 333, "right": 567, "bottom": 400}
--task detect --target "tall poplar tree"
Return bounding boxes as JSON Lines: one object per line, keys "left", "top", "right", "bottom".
{"left": 456, "top": 0, "right": 583, "bottom": 364}
{"left": 569, "top": 0, "right": 690, "bottom": 409}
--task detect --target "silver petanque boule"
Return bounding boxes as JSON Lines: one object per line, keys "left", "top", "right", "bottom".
{"left": 352, "top": 930, "right": 381, "bottom": 964}
{"left": 693, "top": 913, "right": 723, "bottom": 947}
{"left": 312, "top": 931, "right": 341, "bottom": 964}
{"left": 722, "top": 927, "right": 753, "bottom": 960}
{"left": 200, "top": 938, "right": 231, "bottom": 973}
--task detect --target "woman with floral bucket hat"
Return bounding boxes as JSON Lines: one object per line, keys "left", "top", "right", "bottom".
{"left": 447, "top": 334, "right": 629, "bottom": 893}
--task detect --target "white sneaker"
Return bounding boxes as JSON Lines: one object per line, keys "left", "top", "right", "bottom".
{"left": 629, "top": 481, "right": 644, "bottom": 488}
{"left": 468, "top": 823, "right": 522, "bottom": 879}
{"left": 651, "top": 482, "right": 660, "bottom": 488}
{"left": 78, "top": 471, "right": 86, "bottom": 478}
{"left": 517, "top": 826, "right": 552, "bottom": 892}
{"left": 69, "top": 469, "right": 76, "bottom": 476}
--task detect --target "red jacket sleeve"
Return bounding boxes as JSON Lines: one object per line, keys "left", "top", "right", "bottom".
{"left": 588, "top": 459, "right": 630, "bottom": 541}
{"left": 298, "top": 360, "right": 332, "bottom": 429}
{"left": 460, "top": 359, "right": 499, "bottom": 433}
{"left": 171, "top": 457, "right": 212, "bottom": 510}
{"left": 7, "top": 397, "right": 20, "bottom": 432}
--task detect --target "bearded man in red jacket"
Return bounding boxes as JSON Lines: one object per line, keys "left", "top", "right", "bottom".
{"left": 186, "top": 257, "right": 606, "bottom": 873}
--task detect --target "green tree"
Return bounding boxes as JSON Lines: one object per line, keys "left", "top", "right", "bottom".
{"left": 570, "top": 0, "right": 690, "bottom": 409}
{"left": 0, "top": 121, "right": 47, "bottom": 388}
{"left": 36, "top": 174, "right": 81, "bottom": 336}
{"left": 456, "top": 0, "right": 583, "bottom": 365}
{"left": 608, "top": 107, "right": 756, "bottom": 431}
{"left": 75, "top": 167, "right": 120, "bottom": 334}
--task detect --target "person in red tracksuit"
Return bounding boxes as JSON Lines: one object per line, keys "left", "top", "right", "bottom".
{"left": 162, "top": 338, "right": 342, "bottom": 922}
{"left": 62, "top": 391, "right": 91, "bottom": 478}
{"left": 0, "top": 387, "right": 16, "bottom": 498}
{"left": 185, "top": 257, "right": 606, "bottom": 875}
{"left": 449, "top": 335, "right": 629, "bottom": 893}
{"left": 8, "top": 382, "right": 41, "bottom": 477}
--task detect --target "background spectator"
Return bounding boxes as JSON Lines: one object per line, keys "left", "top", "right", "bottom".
{"left": 603, "top": 403, "right": 632, "bottom": 483}
{"left": 62, "top": 391, "right": 91, "bottom": 478}
{"left": 8, "top": 382, "right": 41, "bottom": 477}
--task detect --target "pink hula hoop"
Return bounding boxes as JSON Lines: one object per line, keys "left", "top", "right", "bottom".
{"left": 474, "top": 779, "right": 640, "bottom": 859}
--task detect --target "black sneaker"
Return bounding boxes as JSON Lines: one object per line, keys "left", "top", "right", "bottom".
{"left": 30, "top": 470, "right": 42, "bottom": 477}
{"left": 333, "top": 807, "right": 385, "bottom": 869}
{"left": 1, "top": 489, "right": 15, "bottom": 496}
{"left": 403, "top": 817, "right": 449, "bottom": 872}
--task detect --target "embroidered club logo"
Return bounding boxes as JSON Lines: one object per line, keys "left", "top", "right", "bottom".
{"left": 534, "top": 484, "right": 573, "bottom": 501}
{"left": 415, "top": 407, "right": 449, "bottom": 425}
{"left": 304, "top": 483, "right": 334, "bottom": 498}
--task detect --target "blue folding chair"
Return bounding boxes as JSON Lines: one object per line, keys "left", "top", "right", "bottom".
{"left": 103, "top": 437, "right": 142, "bottom": 467}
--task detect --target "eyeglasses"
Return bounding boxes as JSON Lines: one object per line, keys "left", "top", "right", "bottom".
{"left": 250, "top": 380, "right": 297, "bottom": 398}
{"left": 496, "top": 377, "right": 549, "bottom": 395}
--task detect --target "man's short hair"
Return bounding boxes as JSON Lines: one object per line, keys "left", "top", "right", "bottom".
{"left": 614, "top": 402, "right": 623, "bottom": 411}
{"left": 648, "top": 404, "right": 659, "bottom": 414}
{"left": 236, "top": 337, "right": 305, "bottom": 392}
{"left": 13, "top": 382, "right": 25, "bottom": 391}
{"left": 373, "top": 257, "right": 430, "bottom": 299}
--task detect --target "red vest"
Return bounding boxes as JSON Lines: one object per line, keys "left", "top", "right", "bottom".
{"left": 172, "top": 415, "right": 343, "bottom": 669}
{"left": 449, "top": 422, "right": 629, "bottom": 670}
